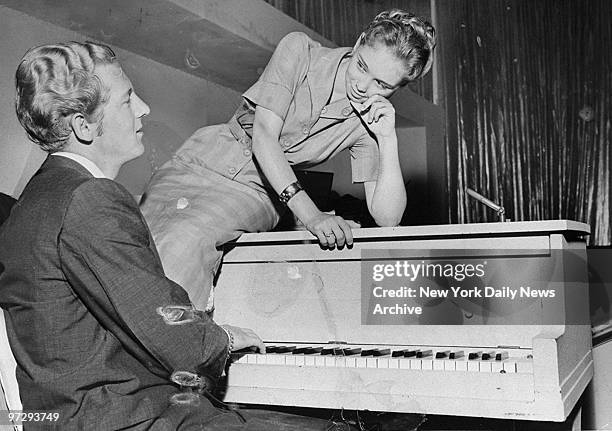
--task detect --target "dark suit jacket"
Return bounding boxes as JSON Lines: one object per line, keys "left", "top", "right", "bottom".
{"left": 0, "top": 156, "right": 228, "bottom": 430}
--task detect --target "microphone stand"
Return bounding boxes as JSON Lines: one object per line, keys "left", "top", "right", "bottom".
{"left": 466, "top": 188, "right": 507, "bottom": 222}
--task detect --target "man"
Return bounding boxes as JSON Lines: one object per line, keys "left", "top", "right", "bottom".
{"left": 0, "top": 42, "right": 331, "bottom": 430}
{"left": 0, "top": 193, "right": 15, "bottom": 225}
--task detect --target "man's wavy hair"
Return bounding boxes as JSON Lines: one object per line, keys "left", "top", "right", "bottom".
{"left": 359, "top": 9, "right": 436, "bottom": 82}
{"left": 15, "top": 41, "right": 117, "bottom": 152}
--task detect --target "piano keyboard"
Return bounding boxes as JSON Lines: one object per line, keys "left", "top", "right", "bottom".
{"left": 231, "top": 344, "right": 533, "bottom": 374}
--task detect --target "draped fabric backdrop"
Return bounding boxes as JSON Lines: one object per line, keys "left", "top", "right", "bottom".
{"left": 264, "top": 0, "right": 610, "bottom": 244}
{"left": 436, "top": 0, "right": 611, "bottom": 245}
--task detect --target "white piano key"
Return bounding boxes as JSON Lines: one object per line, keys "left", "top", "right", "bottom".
{"left": 503, "top": 361, "right": 517, "bottom": 373}
{"left": 388, "top": 358, "right": 400, "bottom": 369}
{"left": 356, "top": 357, "right": 367, "bottom": 368}
{"left": 491, "top": 362, "right": 504, "bottom": 373}
{"left": 315, "top": 356, "right": 326, "bottom": 367}
{"left": 335, "top": 357, "right": 346, "bottom": 367}
{"left": 295, "top": 355, "right": 305, "bottom": 366}
{"left": 366, "top": 358, "right": 378, "bottom": 368}
{"left": 285, "top": 355, "right": 296, "bottom": 366}
{"left": 444, "top": 360, "right": 456, "bottom": 371}
{"left": 324, "top": 357, "right": 335, "bottom": 367}
{"left": 378, "top": 358, "right": 390, "bottom": 368}
{"left": 399, "top": 359, "right": 411, "bottom": 369}
{"left": 433, "top": 360, "right": 445, "bottom": 370}
{"left": 479, "top": 361, "right": 492, "bottom": 372}
{"left": 422, "top": 359, "right": 433, "bottom": 370}
{"left": 272, "top": 355, "right": 286, "bottom": 365}
{"left": 467, "top": 361, "right": 479, "bottom": 372}
{"left": 247, "top": 354, "right": 259, "bottom": 364}
{"left": 410, "top": 359, "right": 421, "bottom": 370}
{"left": 256, "top": 354, "right": 268, "bottom": 365}
{"left": 516, "top": 359, "right": 533, "bottom": 374}
{"left": 345, "top": 357, "right": 357, "bottom": 368}
{"left": 304, "top": 356, "right": 316, "bottom": 366}
{"left": 234, "top": 355, "right": 249, "bottom": 364}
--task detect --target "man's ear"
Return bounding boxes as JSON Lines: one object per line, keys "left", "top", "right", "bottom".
{"left": 69, "top": 113, "right": 95, "bottom": 144}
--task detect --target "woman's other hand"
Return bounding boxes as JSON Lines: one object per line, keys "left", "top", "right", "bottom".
{"left": 351, "top": 96, "right": 396, "bottom": 140}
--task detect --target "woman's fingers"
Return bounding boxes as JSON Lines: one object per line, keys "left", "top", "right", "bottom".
{"left": 305, "top": 212, "right": 356, "bottom": 249}
{"left": 316, "top": 217, "right": 353, "bottom": 248}
{"left": 365, "top": 100, "right": 394, "bottom": 124}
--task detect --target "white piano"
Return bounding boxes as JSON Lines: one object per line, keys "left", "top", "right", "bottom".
{"left": 213, "top": 220, "right": 592, "bottom": 423}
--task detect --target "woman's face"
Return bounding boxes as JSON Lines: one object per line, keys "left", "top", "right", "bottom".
{"left": 345, "top": 41, "right": 407, "bottom": 103}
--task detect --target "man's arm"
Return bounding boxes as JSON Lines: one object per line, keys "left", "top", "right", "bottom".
{"left": 59, "top": 179, "right": 228, "bottom": 379}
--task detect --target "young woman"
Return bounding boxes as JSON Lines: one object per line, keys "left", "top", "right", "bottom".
{"left": 140, "top": 9, "right": 436, "bottom": 310}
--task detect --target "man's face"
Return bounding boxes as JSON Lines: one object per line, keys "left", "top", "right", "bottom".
{"left": 94, "top": 64, "right": 150, "bottom": 165}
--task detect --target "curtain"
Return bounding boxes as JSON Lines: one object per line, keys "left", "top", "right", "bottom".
{"left": 437, "top": 0, "right": 611, "bottom": 245}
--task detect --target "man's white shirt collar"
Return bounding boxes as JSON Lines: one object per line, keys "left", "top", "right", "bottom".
{"left": 52, "top": 152, "right": 106, "bottom": 179}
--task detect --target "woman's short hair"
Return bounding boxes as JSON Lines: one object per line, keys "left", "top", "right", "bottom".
{"left": 360, "top": 9, "right": 436, "bottom": 82}
{"left": 15, "top": 41, "right": 117, "bottom": 152}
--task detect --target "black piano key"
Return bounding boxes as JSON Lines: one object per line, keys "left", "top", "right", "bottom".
{"left": 435, "top": 351, "right": 449, "bottom": 359}
{"left": 416, "top": 350, "right": 432, "bottom": 358}
{"left": 495, "top": 352, "right": 508, "bottom": 361}
{"left": 391, "top": 350, "right": 406, "bottom": 357}
{"left": 275, "top": 346, "right": 296, "bottom": 354}
{"left": 292, "top": 347, "right": 311, "bottom": 354}
{"left": 266, "top": 346, "right": 280, "bottom": 354}
{"left": 332, "top": 348, "right": 345, "bottom": 356}
{"left": 468, "top": 352, "right": 480, "bottom": 360}
{"left": 361, "top": 349, "right": 376, "bottom": 356}
{"left": 303, "top": 347, "right": 323, "bottom": 355}
{"left": 343, "top": 348, "right": 362, "bottom": 356}
{"left": 321, "top": 348, "right": 335, "bottom": 355}
{"left": 373, "top": 348, "right": 391, "bottom": 357}
{"left": 403, "top": 350, "right": 417, "bottom": 358}
{"left": 481, "top": 352, "right": 491, "bottom": 360}
{"left": 449, "top": 351, "right": 464, "bottom": 359}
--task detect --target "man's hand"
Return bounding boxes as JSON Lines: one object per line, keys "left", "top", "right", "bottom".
{"left": 221, "top": 325, "right": 266, "bottom": 354}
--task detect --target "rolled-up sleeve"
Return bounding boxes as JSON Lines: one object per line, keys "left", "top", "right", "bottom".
{"left": 350, "top": 133, "right": 380, "bottom": 183}
{"left": 243, "top": 32, "right": 314, "bottom": 120}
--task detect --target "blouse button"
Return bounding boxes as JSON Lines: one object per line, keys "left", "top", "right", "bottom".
{"left": 243, "top": 149, "right": 251, "bottom": 157}
{"left": 302, "top": 126, "right": 309, "bottom": 135}
{"left": 341, "top": 107, "right": 352, "bottom": 116}
{"left": 321, "top": 107, "right": 327, "bottom": 114}
{"left": 228, "top": 167, "right": 236, "bottom": 175}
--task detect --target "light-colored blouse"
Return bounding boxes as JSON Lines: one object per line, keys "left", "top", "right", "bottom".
{"left": 174, "top": 32, "right": 380, "bottom": 193}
